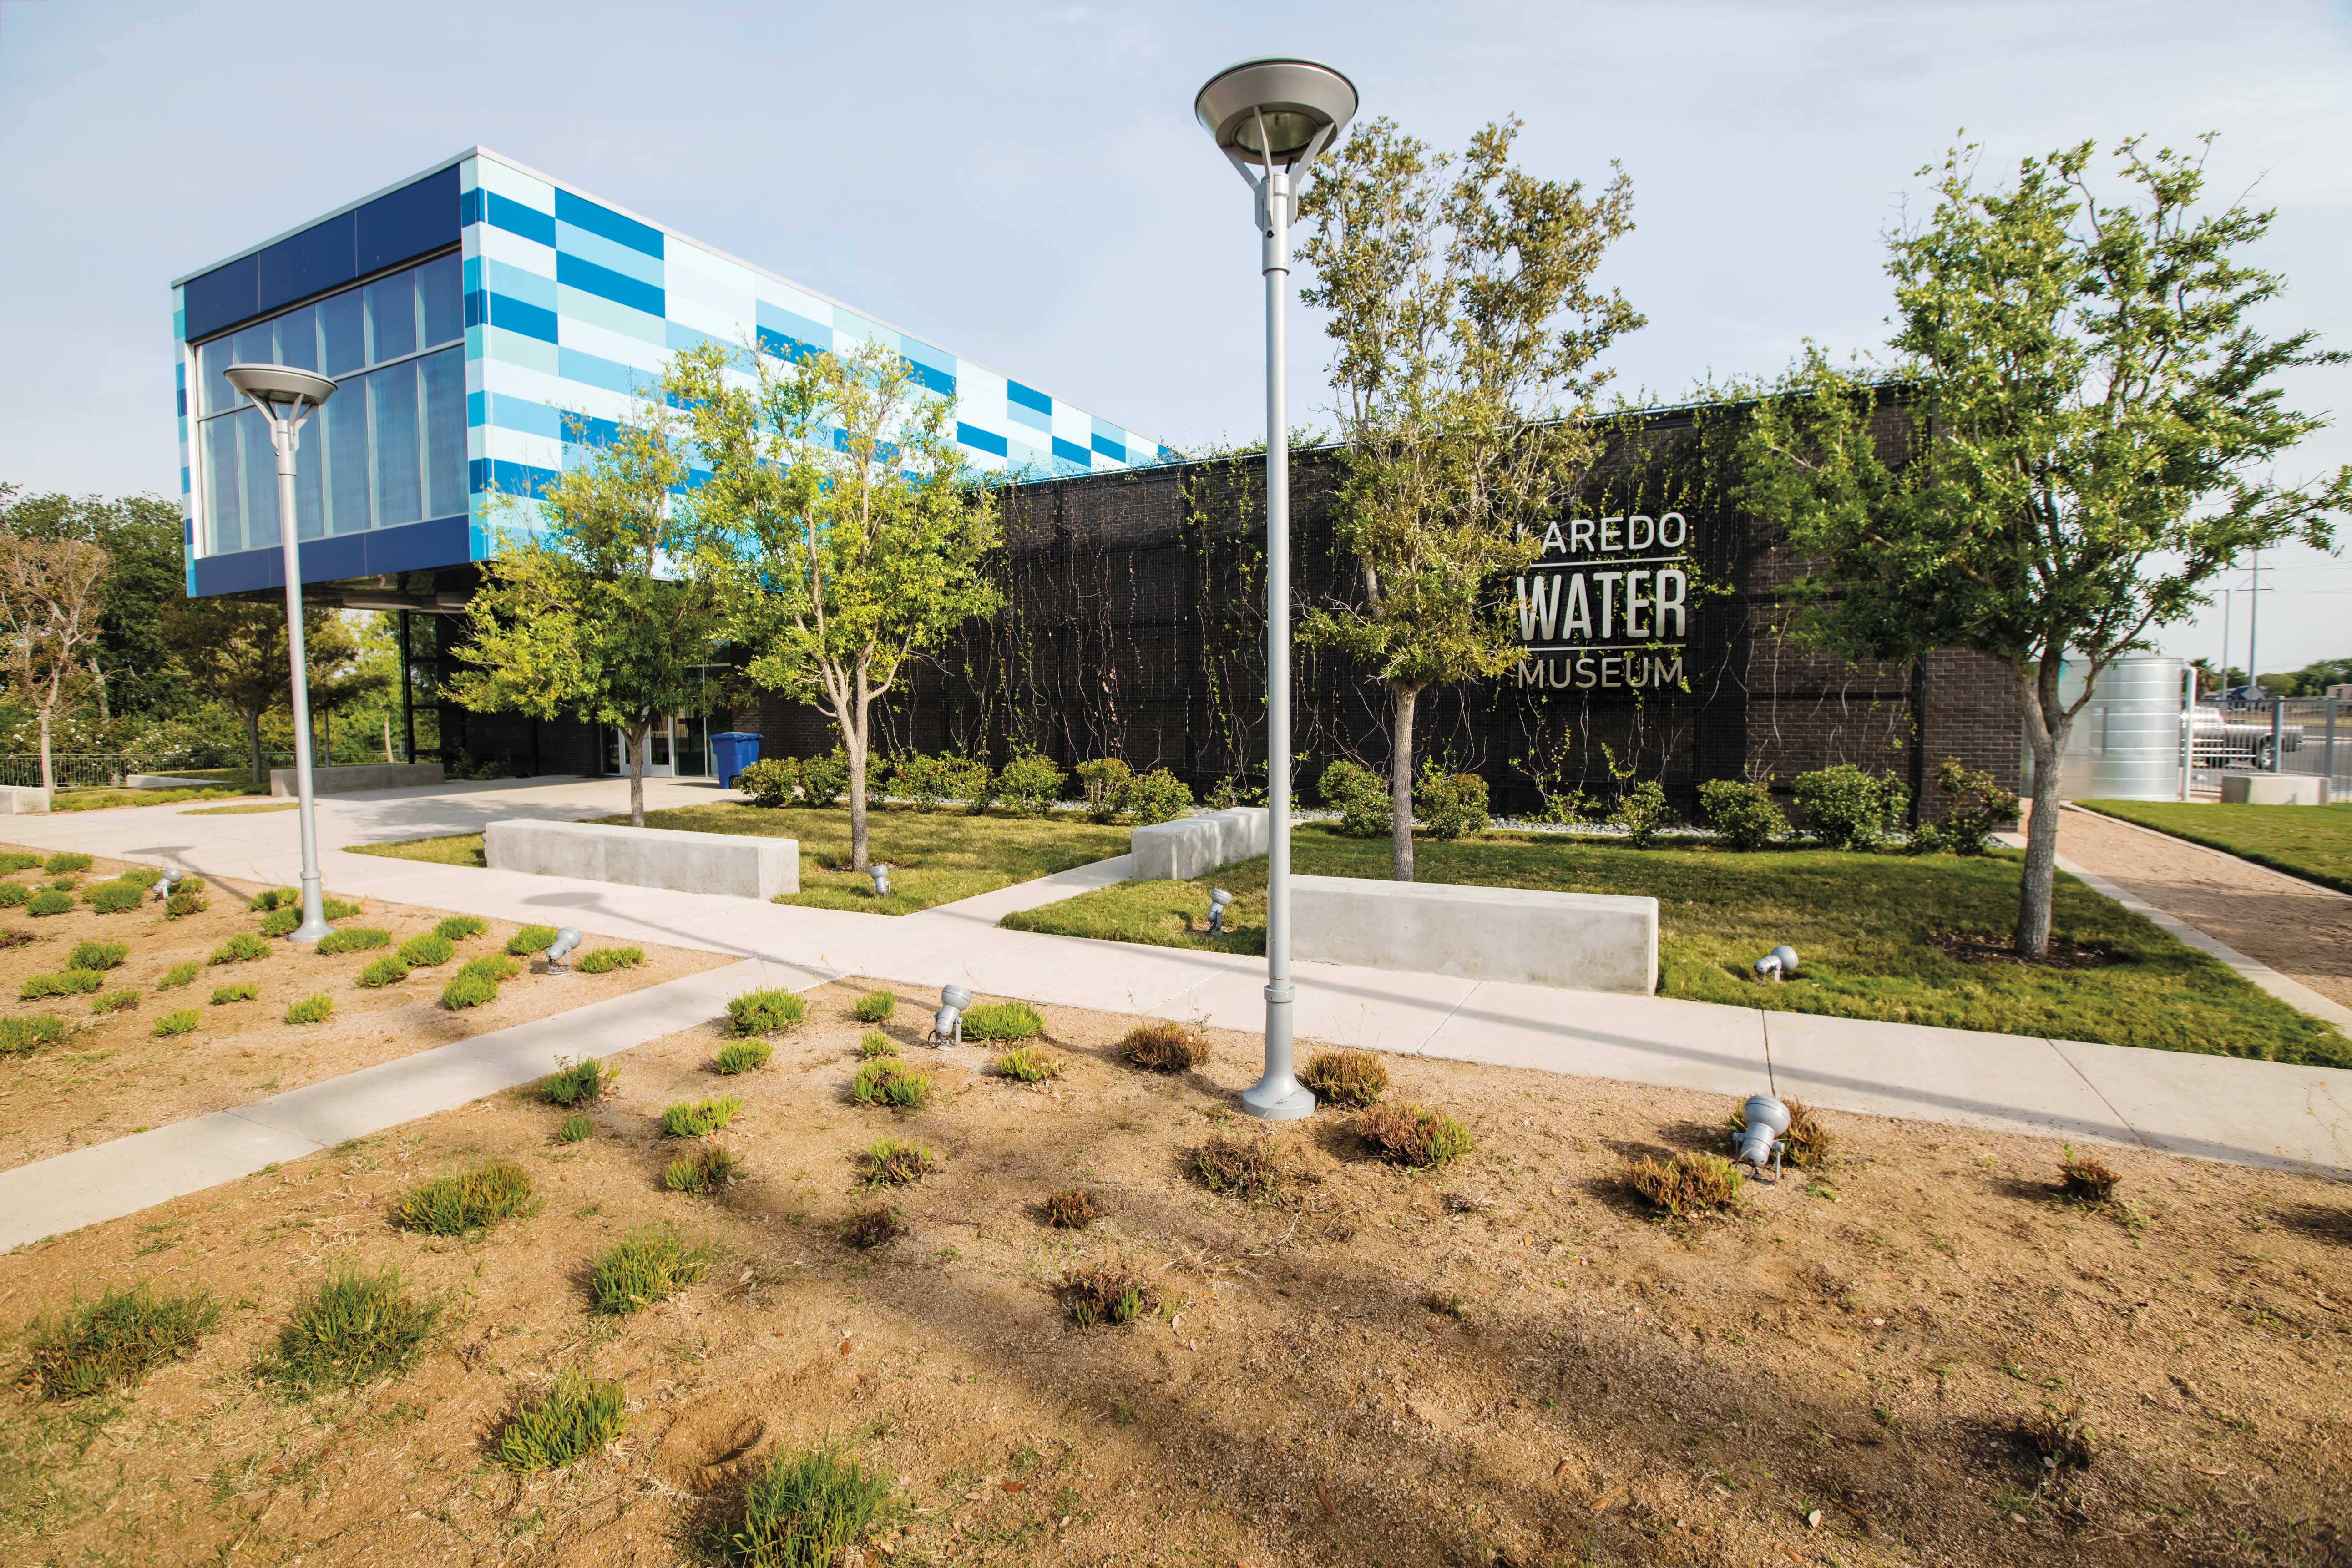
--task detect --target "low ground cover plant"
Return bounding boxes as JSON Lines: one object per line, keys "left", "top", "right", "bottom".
{"left": 86, "top": 880, "right": 144, "bottom": 914}
{"left": 316, "top": 927, "right": 389, "bottom": 955}
{"left": 557, "top": 1114, "right": 595, "bottom": 1143}
{"left": 284, "top": 993, "right": 334, "bottom": 1024}
{"left": 462, "top": 953, "right": 521, "bottom": 983}
{"left": 210, "top": 933, "right": 270, "bottom": 965}
{"left": 728, "top": 1443, "right": 895, "bottom": 1568}
{"left": 994, "top": 1046, "right": 1063, "bottom": 1082}
{"left": 1357, "top": 1103, "right": 1475, "bottom": 1169}
{"left": 2059, "top": 1147, "right": 2120, "bottom": 1204}
{"left": 853, "top": 991, "right": 896, "bottom": 1023}
{"left": 165, "top": 888, "right": 208, "bottom": 918}
{"left": 1061, "top": 1262, "right": 1158, "bottom": 1328}
{"left": 25, "top": 1284, "right": 220, "bottom": 1399}
{"left": 1195, "top": 1134, "right": 1291, "bottom": 1203}
{"left": 28, "top": 889, "right": 74, "bottom": 917}
{"left": 839, "top": 1201, "right": 906, "bottom": 1249}
{"left": 861, "top": 1137, "right": 936, "bottom": 1189}
{"left": 849, "top": 1059, "right": 932, "bottom": 1110}
{"left": 1044, "top": 1186, "right": 1100, "bottom": 1229}
{"left": 662, "top": 1095, "right": 743, "bottom": 1137}
{"left": 858, "top": 1030, "right": 898, "bottom": 1058}
{"left": 0, "top": 884, "right": 30, "bottom": 908}
{"left": 591, "top": 1225, "right": 713, "bottom": 1315}
{"left": 434, "top": 915, "right": 487, "bottom": 941}
{"left": 961, "top": 1000, "right": 1043, "bottom": 1042}
{"left": 151, "top": 1010, "right": 197, "bottom": 1038}
{"left": 159, "top": 961, "right": 198, "bottom": 989}
{"left": 1623, "top": 1151, "right": 1746, "bottom": 1217}
{"left": 728, "top": 988, "right": 807, "bottom": 1036}
{"left": 1298, "top": 1047, "right": 1387, "bottom": 1108}
{"left": 663, "top": 1140, "right": 744, "bottom": 1194}
{"left": 714, "top": 1041, "right": 773, "bottom": 1075}
{"left": 391, "top": 1160, "right": 535, "bottom": 1235}
{"left": 397, "top": 933, "right": 455, "bottom": 967}
{"left": 506, "top": 923, "right": 561, "bottom": 956}
{"left": 541, "top": 1057, "right": 617, "bottom": 1106}
{"left": 495, "top": 1371, "right": 627, "bottom": 1473}
{"left": 260, "top": 1265, "right": 438, "bottom": 1393}
{"left": 21, "top": 969, "right": 105, "bottom": 999}
{"left": 210, "top": 982, "right": 258, "bottom": 1005}
{"left": 43, "top": 853, "right": 92, "bottom": 875}
{"left": 1120, "top": 1020, "right": 1210, "bottom": 1072}
{"left": 576, "top": 945, "right": 644, "bottom": 974}
{"left": 1718, "top": 1098, "right": 1835, "bottom": 1168}
{"left": 3, "top": 1013, "right": 70, "bottom": 1054}
{"left": 0, "top": 851, "right": 38, "bottom": 874}
{"left": 441, "top": 954, "right": 520, "bottom": 1011}
{"left": 359, "top": 955, "right": 411, "bottom": 987}
{"left": 91, "top": 988, "right": 138, "bottom": 1014}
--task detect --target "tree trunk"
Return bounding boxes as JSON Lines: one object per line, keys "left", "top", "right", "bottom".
{"left": 2015, "top": 660, "right": 2072, "bottom": 959}
{"left": 36, "top": 708, "right": 53, "bottom": 794}
{"left": 627, "top": 722, "right": 648, "bottom": 828}
{"left": 1389, "top": 683, "right": 1418, "bottom": 882}
{"left": 243, "top": 709, "right": 264, "bottom": 788}
{"left": 847, "top": 681, "right": 872, "bottom": 873}
{"left": 382, "top": 716, "right": 393, "bottom": 764}
{"left": 89, "top": 657, "right": 108, "bottom": 723}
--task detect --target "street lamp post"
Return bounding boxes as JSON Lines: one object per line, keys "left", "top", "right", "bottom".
{"left": 1194, "top": 57, "right": 1357, "bottom": 1120}
{"left": 223, "top": 363, "right": 340, "bottom": 944}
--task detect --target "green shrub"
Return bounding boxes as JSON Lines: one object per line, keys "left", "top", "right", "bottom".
{"left": 860, "top": 1137, "right": 936, "bottom": 1189}
{"left": 1698, "top": 777, "right": 1785, "bottom": 850}
{"left": 495, "top": 1371, "right": 628, "bottom": 1472}
{"left": 729, "top": 1443, "right": 894, "bottom": 1566}
{"left": 887, "top": 751, "right": 955, "bottom": 813}
{"left": 28, "top": 890, "right": 74, "bottom": 917}
{"left": 1061, "top": 1263, "right": 1158, "bottom": 1329}
{"left": 249, "top": 887, "right": 299, "bottom": 911}
{"left": 397, "top": 933, "right": 455, "bottom": 967}
{"left": 0, "top": 883, "right": 28, "bottom": 908}
{"left": 942, "top": 752, "right": 994, "bottom": 814}
{"left": 1792, "top": 764, "right": 1909, "bottom": 851}
{"left": 1356, "top": 1102, "right": 1475, "bottom": 1168}
{"left": 47, "top": 876, "right": 78, "bottom": 892}
{"left": 151, "top": 1010, "right": 197, "bottom": 1038}
{"left": 662, "top": 1141, "right": 744, "bottom": 1194}
{"left": 260, "top": 1265, "right": 437, "bottom": 1393}
{"left": 1298, "top": 1047, "right": 1387, "bottom": 1108}
{"left": 506, "top": 923, "right": 560, "bottom": 956}
{"left": 316, "top": 927, "right": 390, "bottom": 955}
{"left": 159, "top": 960, "right": 199, "bottom": 989}
{"left": 258, "top": 908, "right": 300, "bottom": 938}
{"left": 576, "top": 945, "right": 644, "bottom": 974}
{"left": 322, "top": 896, "right": 362, "bottom": 921}
{"left": 284, "top": 993, "right": 334, "bottom": 1024}
{"left": 797, "top": 746, "right": 855, "bottom": 808}
{"left": 2, "top": 1013, "right": 71, "bottom": 1054}
{"left": 857, "top": 1030, "right": 898, "bottom": 1059}
{"left": 43, "top": 853, "right": 92, "bottom": 875}
{"left": 86, "top": 880, "right": 144, "bottom": 915}
{"left": 1611, "top": 780, "right": 1673, "bottom": 849}
{"left": 590, "top": 1225, "right": 714, "bottom": 1315}
{"left": 460, "top": 953, "right": 521, "bottom": 984}
{"left": 390, "top": 1160, "right": 534, "bottom": 1234}
{"left": 728, "top": 988, "right": 806, "bottom": 1037}
{"left": 993, "top": 1046, "right": 1063, "bottom": 1082}
{"left": 849, "top": 1058, "right": 933, "bottom": 1109}
{"left": 165, "top": 890, "right": 208, "bottom": 919}
{"left": 439, "top": 971, "right": 499, "bottom": 1010}
{"left": 661, "top": 1095, "right": 743, "bottom": 1137}
{"left": 118, "top": 866, "right": 163, "bottom": 888}
{"left": 1124, "top": 766, "right": 1194, "bottom": 826}
{"left": 91, "top": 988, "right": 139, "bottom": 1015}
{"left": 540, "top": 1056, "right": 617, "bottom": 1106}
{"left": 434, "top": 915, "right": 487, "bottom": 941}
{"left": 358, "top": 955, "right": 411, "bottom": 988}
{"left": 1119, "top": 1020, "right": 1209, "bottom": 1072}
{"left": 1413, "top": 762, "right": 1490, "bottom": 840}
{"left": 1318, "top": 758, "right": 1390, "bottom": 838}
{"left": 556, "top": 1114, "right": 595, "bottom": 1143}
{"left": 210, "top": 982, "right": 258, "bottom": 1005}
{"left": 1622, "top": 1151, "right": 1745, "bottom": 1216}
{"left": 960, "top": 1000, "right": 1043, "bottom": 1042}
{"left": 1913, "top": 757, "right": 2018, "bottom": 856}
{"left": 25, "top": 1284, "right": 220, "bottom": 1399}
{"left": 853, "top": 991, "right": 896, "bottom": 1023}
{"left": 0, "top": 851, "right": 37, "bottom": 874}
{"left": 734, "top": 756, "right": 801, "bottom": 807}
{"left": 994, "top": 750, "right": 1066, "bottom": 816}
{"left": 714, "top": 1041, "right": 773, "bottom": 1075}
{"left": 1071, "top": 758, "right": 1133, "bottom": 823}
{"left": 210, "top": 933, "right": 270, "bottom": 965}
{"left": 21, "top": 970, "right": 105, "bottom": 999}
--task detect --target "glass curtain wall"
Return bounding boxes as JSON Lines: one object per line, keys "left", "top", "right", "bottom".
{"left": 192, "top": 252, "right": 466, "bottom": 556}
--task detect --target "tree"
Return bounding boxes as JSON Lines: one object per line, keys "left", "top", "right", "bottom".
{"left": 672, "top": 336, "right": 1002, "bottom": 872}
{"left": 157, "top": 595, "right": 358, "bottom": 785}
{"left": 0, "top": 526, "right": 110, "bottom": 790}
{"left": 0, "top": 486, "right": 186, "bottom": 724}
{"left": 448, "top": 391, "right": 730, "bottom": 827}
{"left": 1298, "top": 116, "right": 1641, "bottom": 879}
{"left": 1736, "top": 137, "right": 2351, "bottom": 956}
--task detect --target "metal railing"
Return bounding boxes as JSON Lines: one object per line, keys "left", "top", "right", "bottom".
{"left": 2189, "top": 695, "right": 2352, "bottom": 795}
{"left": 0, "top": 752, "right": 258, "bottom": 791}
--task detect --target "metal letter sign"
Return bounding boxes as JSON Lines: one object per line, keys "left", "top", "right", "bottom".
{"left": 1513, "top": 511, "right": 1691, "bottom": 693}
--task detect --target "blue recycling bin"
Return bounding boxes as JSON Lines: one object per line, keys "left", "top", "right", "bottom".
{"left": 711, "top": 732, "right": 763, "bottom": 790}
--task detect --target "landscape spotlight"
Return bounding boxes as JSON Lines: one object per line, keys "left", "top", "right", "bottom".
{"left": 870, "top": 864, "right": 892, "bottom": 899}
{"left": 1194, "top": 54, "right": 1356, "bottom": 1121}
{"left": 546, "top": 927, "right": 582, "bottom": 972}
{"left": 1734, "top": 1094, "right": 1791, "bottom": 1180}
{"left": 222, "top": 361, "right": 339, "bottom": 945}
{"left": 931, "top": 983, "right": 971, "bottom": 1049}
{"left": 155, "top": 868, "right": 182, "bottom": 902}
{"left": 1207, "top": 887, "right": 1234, "bottom": 936}
{"left": 1751, "top": 944, "right": 1800, "bottom": 982}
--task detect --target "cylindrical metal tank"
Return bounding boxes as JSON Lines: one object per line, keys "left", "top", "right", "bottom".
{"left": 2022, "top": 653, "right": 2186, "bottom": 800}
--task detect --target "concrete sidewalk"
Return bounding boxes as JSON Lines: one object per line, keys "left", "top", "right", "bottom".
{"left": 2, "top": 777, "right": 2347, "bottom": 1193}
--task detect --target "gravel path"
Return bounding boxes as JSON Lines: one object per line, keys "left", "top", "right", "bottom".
{"left": 2058, "top": 804, "right": 2352, "bottom": 1009}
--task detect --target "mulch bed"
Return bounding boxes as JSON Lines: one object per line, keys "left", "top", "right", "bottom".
{"left": 1928, "top": 927, "right": 2123, "bottom": 969}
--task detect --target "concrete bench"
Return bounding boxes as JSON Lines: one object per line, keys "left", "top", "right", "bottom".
{"left": 1131, "top": 807, "right": 1271, "bottom": 881}
{"left": 0, "top": 786, "right": 50, "bottom": 814}
{"left": 127, "top": 774, "right": 226, "bottom": 789}
{"left": 485, "top": 819, "right": 799, "bottom": 900}
{"left": 2220, "top": 772, "right": 2329, "bottom": 806}
{"left": 1293, "top": 875, "right": 1658, "bottom": 995}
{"left": 269, "top": 762, "right": 447, "bottom": 797}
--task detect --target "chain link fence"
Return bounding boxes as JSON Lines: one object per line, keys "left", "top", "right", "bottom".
{"left": 0, "top": 752, "right": 277, "bottom": 791}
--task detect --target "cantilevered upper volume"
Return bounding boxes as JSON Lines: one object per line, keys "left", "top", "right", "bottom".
{"left": 170, "top": 146, "right": 1172, "bottom": 601}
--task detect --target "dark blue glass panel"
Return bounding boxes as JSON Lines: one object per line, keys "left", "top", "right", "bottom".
{"left": 182, "top": 255, "right": 258, "bottom": 343}
{"left": 198, "top": 337, "right": 242, "bottom": 417}
{"left": 275, "top": 305, "right": 319, "bottom": 372}
{"left": 370, "top": 361, "right": 423, "bottom": 529}
{"left": 324, "top": 379, "right": 371, "bottom": 535}
{"left": 364, "top": 271, "right": 417, "bottom": 363}
{"left": 355, "top": 166, "right": 460, "bottom": 276}
{"left": 203, "top": 417, "right": 242, "bottom": 556}
{"left": 421, "top": 348, "right": 466, "bottom": 521}
{"left": 319, "top": 288, "right": 365, "bottom": 376}
{"left": 254, "top": 212, "right": 356, "bottom": 315}
{"left": 229, "top": 320, "right": 273, "bottom": 369}
{"left": 239, "top": 409, "right": 280, "bottom": 550}
{"left": 418, "top": 253, "right": 463, "bottom": 346}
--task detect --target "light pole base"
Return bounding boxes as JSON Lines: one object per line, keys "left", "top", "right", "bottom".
{"left": 286, "top": 916, "right": 334, "bottom": 946}
{"left": 1239, "top": 1077, "right": 1315, "bottom": 1121}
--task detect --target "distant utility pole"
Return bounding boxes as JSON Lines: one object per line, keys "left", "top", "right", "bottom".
{"left": 2248, "top": 549, "right": 2265, "bottom": 692}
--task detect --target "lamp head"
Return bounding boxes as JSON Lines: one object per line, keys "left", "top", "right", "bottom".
{"left": 547, "top": 927, "right": 582, "bottom": 968}
{"left": 940, "top": 984, "right": 972, "bottom": 1013}
{"left": 222, "top": 363, "right": 337, "bottom": 415}
{"left": 1735, "top": 1093, "right": 1791, "bottom": 1173}
{"left": 1194, "top": 56, "right": 1357, "bottom": 176}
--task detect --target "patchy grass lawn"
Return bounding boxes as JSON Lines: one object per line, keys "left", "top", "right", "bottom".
{"left": 346, "top": 833, "right": 489, "bottom": 868}
{"left": 2076, "top": 797, "right": 2352, "bottom": 893}
{"left": 51, "top": 786, "right": 255, "bottom": 813}
{"left": 1003, "top": 825, "right": 2347, "bottom": 1064}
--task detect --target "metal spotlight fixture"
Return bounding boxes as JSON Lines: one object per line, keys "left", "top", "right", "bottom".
{"left": 1751, "top": 944, "right": 1799, "bottom": 982}
{"left": 1734, "top": 1093, "right": 1791, "bottom": 1180}
{"left": 155, "top": 868, "right": 181, "bottom": 902}
{"left": 1207, "top": 887, "right": 1234, "bottom": 936}
{"left": 931, "top": 983, "right": 971, "bottom": 1049}
{"left": 546, "top": 927, "right": 582, "bottom": 972}
{"left": 870, "top": 864, "right": 892, "bottom": 899}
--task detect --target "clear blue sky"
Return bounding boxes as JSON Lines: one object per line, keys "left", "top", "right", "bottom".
{"left": 2, "top": 0, "right": 2346, "bottom": 669}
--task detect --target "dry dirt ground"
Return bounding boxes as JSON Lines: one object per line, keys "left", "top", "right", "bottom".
{"left": 2055, "top": 807, "right": 2352, "bottom": 1013}
{"left": 0, "top": 844, "right": 727, "bottom": 1173}
{"left": 3, "top": 982, "right": 2348, "bottom": 1568}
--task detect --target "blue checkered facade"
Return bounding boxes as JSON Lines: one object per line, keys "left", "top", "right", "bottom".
{"left": 172, "top": 147, "right": 1173, "bottom": 597}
